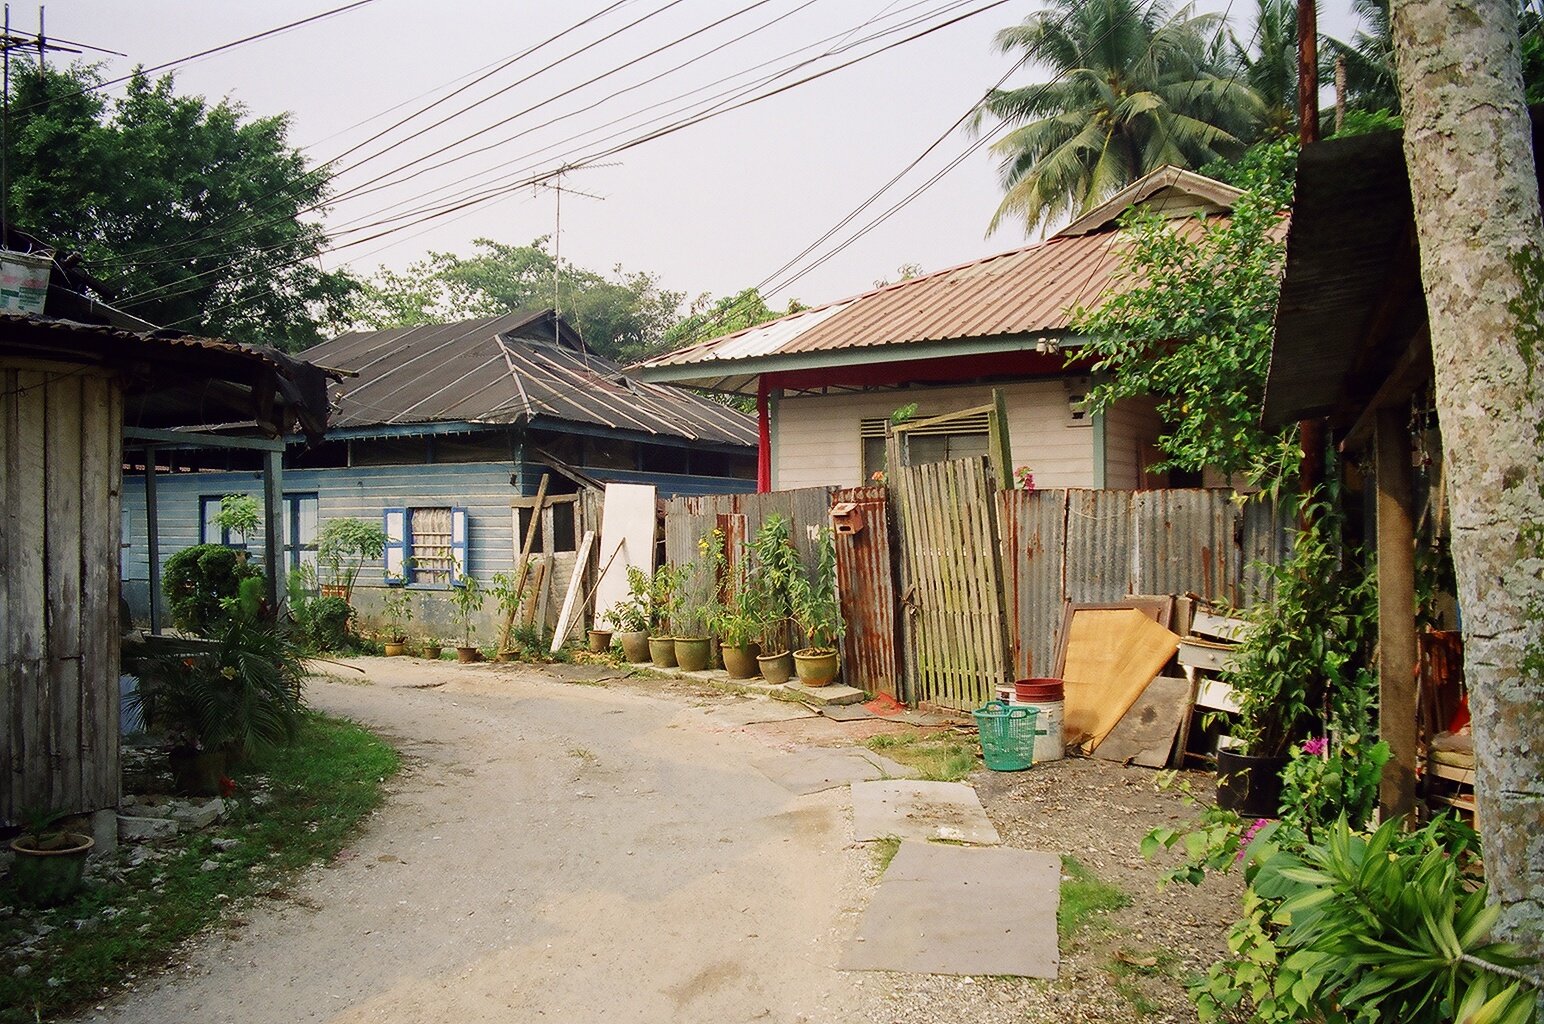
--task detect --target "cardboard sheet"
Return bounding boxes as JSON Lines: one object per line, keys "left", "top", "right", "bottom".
{"left": 1060, "top": 608, "right": 1180, "bottom": 752}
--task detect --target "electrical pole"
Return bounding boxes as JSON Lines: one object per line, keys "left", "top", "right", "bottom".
{"left": 1297, "top": 0, "right": 1326, "bottom": 505}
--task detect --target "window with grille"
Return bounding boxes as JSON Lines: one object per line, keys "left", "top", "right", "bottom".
{"left": 409, "top": 507, "right": 454, "bottom": 585}
{"left": 384, "top": 506, "right": 468, "bottom": 587}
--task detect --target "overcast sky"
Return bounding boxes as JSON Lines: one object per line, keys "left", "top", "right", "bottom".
{"left": 48, "top": 1, "right": 1363, "bottom": 311}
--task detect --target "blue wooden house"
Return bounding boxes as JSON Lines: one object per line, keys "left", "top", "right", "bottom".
{"left": 121, "top": 309, "right": 757, "bottom": 635}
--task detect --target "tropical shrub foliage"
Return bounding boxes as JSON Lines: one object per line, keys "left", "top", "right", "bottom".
{"left": 162, "top": 544, "right": 264, "bottom": 634}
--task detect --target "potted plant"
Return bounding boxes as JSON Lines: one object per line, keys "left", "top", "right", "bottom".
{"left": 489, "top": 566, "right": 529, "bottom": 661}
{"left": 751, "top": 515, "right": 801, "bottom": 683}
{"left": 712, "top": 542, "right": 766, "bottom": 680}
{"left": 1216, "top": 497, "right": 1376, "bottom": 816}
{"left": 606, "top": 566, "right": 652, "bottom": 662}
{"left": 421, "top": 636, "right": 443, "bottom": 660}
{"left": 127, "top": 579, "right": 305, "bottom": 794}
{"left": 8, "top": 808, "right": 94, "bottom": 906}
{"left": 317, "top": 518, "right": 388, "bottom": 602}
{"left": 673, "top": 536, "right": 719, "bottom": 672}
{"left": 450, "top": 572, "right": 486, "bottom": 663}
{"left": 381, "top": 586, "right": 412, "bottom": 656}
{"left": 647, "top": 563, "right": 686, "bottom": 667}
{"left": 790, "top": 527, "right": 845, "bottom": 687}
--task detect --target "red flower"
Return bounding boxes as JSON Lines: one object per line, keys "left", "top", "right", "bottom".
{"left": 219, "top": 775, "right": 238, "bottom": 797}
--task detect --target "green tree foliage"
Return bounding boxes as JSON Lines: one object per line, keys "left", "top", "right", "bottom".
{"left": 349, "top": 236, "right": 685, "bottom": 364}
{"left": 662, "top": 287, "right": 806, "bottom": 350}
{"left": 5, "top": 64, "right": 355, "bottom": 349}
{"left": 1070, "top": 139, "right": 1297, "bottom": 486}
{"left": 972, "top": 0, "right": 1264, "bottom": 234}
{"left": 1230, "top": 0, "right": 1298, "bottom": 138}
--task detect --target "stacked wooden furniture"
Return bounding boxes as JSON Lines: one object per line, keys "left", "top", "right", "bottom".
{"left": 1172, "top": 603, "right": 1253, "bottom": 764}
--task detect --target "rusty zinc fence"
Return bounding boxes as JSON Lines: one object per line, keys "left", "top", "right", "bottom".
{"left": 998, "top": 488, "right": 1293, "bottom": 680}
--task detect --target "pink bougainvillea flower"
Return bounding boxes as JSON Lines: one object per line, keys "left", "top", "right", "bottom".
{"left": 1302, "top": 736, "right": 1329, "bottom": 756}
{"left": 1236, "top": 817, "right": 1272, "bottom": 861}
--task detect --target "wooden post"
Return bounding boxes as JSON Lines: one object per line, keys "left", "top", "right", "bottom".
{"left": 1375, "top": 407, "right": 1419, "bottom": 820}
{"left": 262, "top": 448, "right": 285, "bottom": 615}
{"left": 144, "top": 446, "right": 162, "bottom": 635}
{"left": 988, "top": 387, "right": 1012, "bottom": 488}
{"left": 500, "top": 473, "right": 549, "bottom": 653}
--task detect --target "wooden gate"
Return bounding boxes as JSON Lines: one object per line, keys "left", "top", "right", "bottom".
{"left": 890, "top": 456, "right": 1011, "bottom": 711}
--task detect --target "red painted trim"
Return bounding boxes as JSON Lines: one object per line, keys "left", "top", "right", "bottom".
{"left": 762, "top": 349, "right": 1088, "bottom": 393}
{"left": 756, "top": 378, "right": 771, "bottom": 493}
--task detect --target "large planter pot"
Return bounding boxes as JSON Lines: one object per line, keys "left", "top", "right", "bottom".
{"left": 423, "top": 645, "right": 443, "bottom": 660}
{"left": 456, "top": 646, "right": 480, "bottom": 664}
{"left": 648, "top": 636, "right": 678, "bottom": 667}
{"left": 618, "top": 630, "right": 651, "bottom": 663}
{"left": 720, "top": 642, "right": 761, "bottom": 679}
{"left": 757, "top": 651, "right": 794, "bottom": 684}
{"left": 384, "top": 641, "right": 407, "bottom": 657}
{"left": 588, "top": 629, "right": 613, "bottom": 654}
{"left": 9, "top": 833, "right": 94, "bottom": 906}
{"left": 169, "top": 746, "right": 227, "bottom": 797}
{"left": 674, "top": 636, "right": 712, "bottom": 672}
{"left": 793, "top": 648, "right": 840, "bottom": 687}
{"left": 1215, "top": 749, "right": 1290, "bottom": 817}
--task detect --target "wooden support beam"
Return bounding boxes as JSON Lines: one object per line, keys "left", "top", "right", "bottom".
{"left": 988, "top": 387, "right": 1012, "bottom": 489}
{"left": 262, "top": 448, "right": 285, "bottom": 615}
{"left": 499, "top": 473, "right": 549, "bottom": 653}
{"left": 123, "top": 425, "right": 285, "bottom": 452}
{"left": 145, "top": 446, "right": 162, "bottom": 635}
{"left": 1375, "top": 407, "right": 1419, "bottom": 820}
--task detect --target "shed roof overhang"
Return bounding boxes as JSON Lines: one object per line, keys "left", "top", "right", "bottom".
{"left": 1264, "top": 109, "right": 1544, "bottom": 438}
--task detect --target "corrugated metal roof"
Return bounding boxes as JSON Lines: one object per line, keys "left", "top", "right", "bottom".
{"left": 302, "top": 309, "right": 756, "bottom": 448}
{"left": 637, "top": 166, "right": 1241, "bottom": 388}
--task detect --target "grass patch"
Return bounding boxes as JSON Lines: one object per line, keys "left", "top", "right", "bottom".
{"left": 0, "top": 712, "right": 399, "bottom": 1024}
{"left": 865, "top": 730, "right": 977, "bottom": 781}
{"left": 1057, "top": 857, "right": 1130, "bottom": 941}
{"left": 1105, "top": 947, "right": 1182, "bottom": 1018}
{"left": 871, "top": 836, "right": 902, "bottom": 875}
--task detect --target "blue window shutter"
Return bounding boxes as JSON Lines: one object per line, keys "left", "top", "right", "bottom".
{"left": 450, "top": 507, "right": 470, "bottom": 586}
{"left": 383, "top": 508, "right": 407, "bottom": 584}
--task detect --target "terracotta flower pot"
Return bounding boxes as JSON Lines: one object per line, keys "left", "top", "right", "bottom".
{"left": 618, "top": 630, "right": 651, "bottom": 663}
{"left": 10, "top": 833, "right": 94, "bottom": 906}
{"left": 384, "top": 641, "right": 406, "bottom": 657}
{"left": 757, "top": 651, "right": 794, "bottom": 685}
{"left": 674, "top": 636, "right": 712, "bottom": 672}
{"left": 648, "top": 636, "right": 678, "bottom": 667}
{"left": 588, "top": 629, "right": 613, "bottom": 654}
{"left": 456, "top": 646, "right": 480, "bottom": 663}
{"left": 720, "top": 642, "right": 761, "bottom": 679}
{"left": 793, "top": 648, "right": 840, "bottom": 687}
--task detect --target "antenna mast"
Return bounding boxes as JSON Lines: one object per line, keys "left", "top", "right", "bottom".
{"left": 533, "top": 162, "right": 616, "bottom": 354}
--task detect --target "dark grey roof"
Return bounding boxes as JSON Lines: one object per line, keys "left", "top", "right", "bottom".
{"left": 303, "top": 309, "right": 756, "bottom": 448}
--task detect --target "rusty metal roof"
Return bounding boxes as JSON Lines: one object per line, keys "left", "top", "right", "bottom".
{"left": 636, "top": 165, "right": 1240, "bottom": 393}
{"left": 303, "top": 309, "right": 756, "bottom": 448}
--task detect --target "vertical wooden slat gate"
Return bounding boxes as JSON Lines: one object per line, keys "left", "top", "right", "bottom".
{"left": 891, "top": 457, "right": 1011, "bottom": 711}
{"left": 831, "top": 486, "right": 900, "bottom": 698}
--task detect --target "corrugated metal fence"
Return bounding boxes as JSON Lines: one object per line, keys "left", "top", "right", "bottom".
{"left": 999, "top": 488, "right": 1292, "bottom": 679}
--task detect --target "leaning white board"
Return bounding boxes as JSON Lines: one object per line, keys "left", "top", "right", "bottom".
{"left": 594, "top": 483, "right": 656, "bottom": 629}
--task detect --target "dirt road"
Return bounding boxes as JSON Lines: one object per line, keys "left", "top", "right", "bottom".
{"left": 90, "top": 659, "right": 875, "bottom": 1024}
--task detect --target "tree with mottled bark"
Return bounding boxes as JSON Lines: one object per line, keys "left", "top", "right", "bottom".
{"left": 1391, "top": 0, "right": 1544, "bottom": 973}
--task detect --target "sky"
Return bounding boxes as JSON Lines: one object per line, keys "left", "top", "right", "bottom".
{"left": 45, "top": 0, "right": 1364, "bottom": 313}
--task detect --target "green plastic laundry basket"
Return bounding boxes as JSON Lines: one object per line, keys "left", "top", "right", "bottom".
{"left": 972, "top": 700, "right": 1039, "bottom": 772}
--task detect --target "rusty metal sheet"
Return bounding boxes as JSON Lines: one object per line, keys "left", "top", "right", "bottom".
{"left": 1240, "top": 499, "right": 1292, "bottom": 605}
{"left": 833, "top": 486, "right": 900, "bottom": 698}
{"left": 1128, "top": 490, "right": 1235, "bottom": 602}
{"left": 1063, "top": 489, "right": 1133, "bottom": 604}
{"left": 998, "top": 488, "right": 1068, "bottom": 679}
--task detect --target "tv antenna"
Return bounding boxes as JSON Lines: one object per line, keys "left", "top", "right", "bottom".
{"left": 532, "top": 161, "right": 617, "bottom": 354}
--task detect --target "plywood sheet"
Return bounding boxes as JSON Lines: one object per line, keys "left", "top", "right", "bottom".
{"left": 841, "top": 842, "right": 1060, "bottom": 978}
{"left": 1060, "top": 608, "right": 1180, "bottom": 752}
{"left": 593, "top": 483, "right": 655, "bottom": 630}
{"left": 1094, "top": 675, "right": 1190, "bottom": 767}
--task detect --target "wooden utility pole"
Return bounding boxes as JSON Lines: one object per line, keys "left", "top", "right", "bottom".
{"left": 1296, "top": 0, "right": 1326, "bottom": 503}
{"left": 1391, "top": 0, "right": 1544, "bottom": 966}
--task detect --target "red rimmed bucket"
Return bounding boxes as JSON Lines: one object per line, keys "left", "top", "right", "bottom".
{"left": 1014, "top": 677, "right": 1064, "bottom": 703}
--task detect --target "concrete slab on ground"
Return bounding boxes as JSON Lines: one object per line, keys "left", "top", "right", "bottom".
{"left": 820, "top": 703, "right": 877, "bottom": 722}
{"left": 851, "top": 780, "right": 1002, "bottom": 845}
{"left": 692, "top": 697, "right": 818, "bottom": 727}
{"left": 842, "top": 841, "right": 1061, "bottom": 978}
{"left": 641, "top": 665, "right": 866, "bottom": 707}
{"left": 752, "top": 749, "right": 918, "bottom": 796}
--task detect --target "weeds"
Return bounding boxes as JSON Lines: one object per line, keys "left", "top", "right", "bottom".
{"left": 865, "top": 730, "right": 977, "bottom": 782}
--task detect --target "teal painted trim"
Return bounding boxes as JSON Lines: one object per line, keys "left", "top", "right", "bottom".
{"left": 1091, "top": 409, "right": 1108, "bottom": 489}
{"left": 769, "top": 388, "right": 782, "bottom": 490}
{"left": 125, "top": 426, "right": 284, "bottom": 452}
{"left": 291, "top": 421, "right": 491, "bottom": 443}
{"left": 636, "top": 331, "right": 1087, "bottom": 387}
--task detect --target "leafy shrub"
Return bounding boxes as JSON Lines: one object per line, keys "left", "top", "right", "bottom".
{"left": 162, "top": 544, "right": 264, "bottom": 634}
{"left": 291, "top": 595, "right": 355, "bottom": 653}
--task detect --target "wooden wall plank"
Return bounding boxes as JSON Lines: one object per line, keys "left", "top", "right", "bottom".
{"left": 0, "top": 369, "right": 13, "bottom": 815}
{"left": 45, "top": 374, "right": 84, "bottom": 808}
{"left": 11, "top": 371, "right": 49, "bottom": 812}
{"left": 81, "top": 376, "right": 122, "bottom": 809}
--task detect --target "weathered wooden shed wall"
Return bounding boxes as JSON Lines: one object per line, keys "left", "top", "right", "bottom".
{"left": 1, "top": 360, "right": 122, "bottom": 818}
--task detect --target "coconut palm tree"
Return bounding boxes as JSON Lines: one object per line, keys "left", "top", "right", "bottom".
{"left": 1323, "top": 0, "right": 1397, "bottom": 114}
{"left": 1232, "top": 0, "right": 1298, "bottom": 138}
{"left": 973, "top": 0, "right": 1264, "bottom": 235}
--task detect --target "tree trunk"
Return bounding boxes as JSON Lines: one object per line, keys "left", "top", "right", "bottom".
{"left": 1392, "top": 0, "right": 1544, "bottom": 965}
